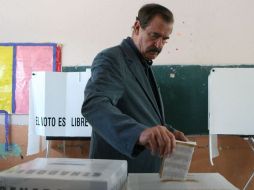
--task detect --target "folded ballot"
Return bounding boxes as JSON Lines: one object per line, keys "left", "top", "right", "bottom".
{"left": 0, "top": 158, "right": 127, "bottom": 190}
{"left": 160, "top": 140, "right": 196, "bottom": 181}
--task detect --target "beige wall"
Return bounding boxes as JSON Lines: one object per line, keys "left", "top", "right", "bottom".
{"left": 0, "top": 0, "right": 254, "bottom": 65}
{"left": 0, "top": 125, "right": 253, "bottom": 189}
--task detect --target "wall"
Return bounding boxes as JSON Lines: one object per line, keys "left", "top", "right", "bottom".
{"left": 0, "top": 0, "right": 254, "bottom": 66}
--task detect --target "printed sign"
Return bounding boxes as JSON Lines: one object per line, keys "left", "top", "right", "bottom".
{"left": 29, "top": 71, "right": 91, "bottom": 137}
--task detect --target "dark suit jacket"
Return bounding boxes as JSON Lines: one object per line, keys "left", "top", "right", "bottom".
{"left": 82, "top": 38, "right": 174, "bottom": 173}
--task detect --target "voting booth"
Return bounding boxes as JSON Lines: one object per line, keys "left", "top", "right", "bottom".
{"left": 28, "top": 71, "right": 92, "bottom": 155}
{"left": 208, "top": 68, "right": 254, "bottom": 160}
{"left": 208, "top": 68, "right": 254, "bottom": 190}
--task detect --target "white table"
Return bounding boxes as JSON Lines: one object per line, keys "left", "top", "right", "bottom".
{"left": 127, "top": 173, "right": 239, "bottom": 190}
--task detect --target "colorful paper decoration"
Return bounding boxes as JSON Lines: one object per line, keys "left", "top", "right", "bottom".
{"left": 15, "top": 45, "right": 55, "bottom": 113}
{"left": 0, "top": 46, "right": 13, "bottom": 113}
{"left": 0, "top": 43, "right": 62, "bottom": 114}
{"left": 56, "top": 45, "right": 62, "bottom": 72}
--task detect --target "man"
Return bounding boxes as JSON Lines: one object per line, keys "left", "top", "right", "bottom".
{"left": 82, "top": 3, "right": 188, "bottom": 173}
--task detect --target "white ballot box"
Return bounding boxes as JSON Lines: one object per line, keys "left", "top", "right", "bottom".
{"left": 0, "top": 158, "right": 127, "bottom": 190}
{"left": 128, "top": 173, "right": 239, "bottom": 190}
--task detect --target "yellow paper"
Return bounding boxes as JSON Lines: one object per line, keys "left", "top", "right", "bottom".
{"left": 0, "top": 46, "right": 13, "bottom": 113}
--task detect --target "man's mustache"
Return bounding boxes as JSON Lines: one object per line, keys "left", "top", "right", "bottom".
{"left": 147, "top": 47, "right": 162, "bottom": 54}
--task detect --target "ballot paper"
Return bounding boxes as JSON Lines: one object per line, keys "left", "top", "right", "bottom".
{"left": 160, "top": 140, "right": 196, "bottom": 181}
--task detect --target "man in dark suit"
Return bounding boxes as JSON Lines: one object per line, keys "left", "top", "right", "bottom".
{"left": 82, "top": 3, "right": 188, "bottom": 173}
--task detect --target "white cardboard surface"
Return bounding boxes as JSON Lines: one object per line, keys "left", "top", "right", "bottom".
{"left": 128, "top": 173, "right": 238, "bottom": 190}
{"left": 0, "top": 158, "right": 127, "bottom": 190}
{"left": 27, "top": 71, "right": 91, "bottom": 155}
{"left": 209, "top": 68, "right": 254, "bottom": 135}
{"left": 208, "top": 68, "right": 254, "bottom": 164}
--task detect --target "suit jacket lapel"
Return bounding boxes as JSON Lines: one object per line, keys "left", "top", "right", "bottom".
{"left": 120, "top": 40, "right": 163, "bottom": 123}
{"left": 149, "top": 68, "right": 166, "bottom": 124}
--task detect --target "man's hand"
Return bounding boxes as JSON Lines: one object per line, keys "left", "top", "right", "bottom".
{"left": 138, "top": 126, "right": 188, "bottom": 157}
{"left": 138, "top": 125, "right": 176, "bottom": 157}
{"left": 173, "top": 130, "right": 189, "bottom": 141}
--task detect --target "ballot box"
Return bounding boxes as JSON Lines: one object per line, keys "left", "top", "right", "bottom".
{"left": 127, "top": 173, "right": 239, "bottom": 190}
{"left": 0, "top": 158, "right": 127, "bottom": 190}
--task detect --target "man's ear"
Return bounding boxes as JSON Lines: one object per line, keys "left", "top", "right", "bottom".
{"left": 133, "top": 20, "right": 141, "bottom": 35}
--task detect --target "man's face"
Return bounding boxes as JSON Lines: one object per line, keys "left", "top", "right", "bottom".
{"left": 134, "top": 15, "right": 173, "bottom": 60}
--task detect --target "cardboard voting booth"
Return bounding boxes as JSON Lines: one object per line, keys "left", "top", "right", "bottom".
{"left": 208, "top": 68, "right": 254, "bottom": 164}
{"left": 0, "top": 158, "right": 127, "bottom": 190}
{"left": 28, "top": 71, "right": 92, "bottom": 155}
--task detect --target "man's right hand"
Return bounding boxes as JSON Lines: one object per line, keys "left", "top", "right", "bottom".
{"left": 138, "top": 125, "right": 176, "bottom": 157}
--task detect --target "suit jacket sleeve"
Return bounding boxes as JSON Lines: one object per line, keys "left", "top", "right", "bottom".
{"left": 82, "top": 51, "right": 147, "bottom": 158}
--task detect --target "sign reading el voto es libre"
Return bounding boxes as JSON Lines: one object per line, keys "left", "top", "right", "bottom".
{"left": 35, "top": 116, "right": 89, "bottom": 127}
{"left": 29, "top": 71, "right": 92, "bottom": 137}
